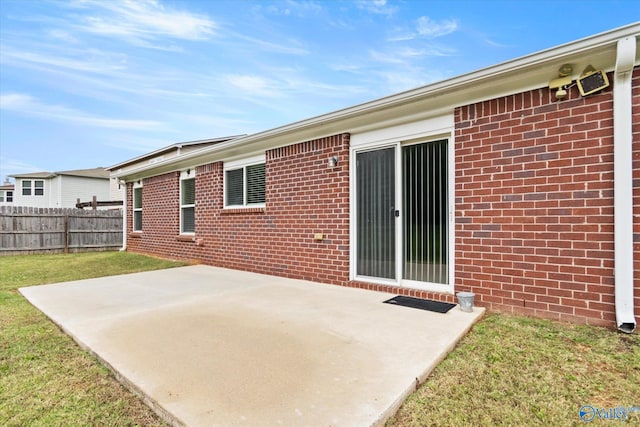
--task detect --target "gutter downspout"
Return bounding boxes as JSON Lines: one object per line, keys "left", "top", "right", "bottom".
{"left": 120, "top": 181, "right": 127, "bottom": 252}
{"left": 614, "top": 36, "right": 636, "bottom": 333}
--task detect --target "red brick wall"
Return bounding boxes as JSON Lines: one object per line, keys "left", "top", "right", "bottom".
{"left": 455, "top": 70, "right": 639, "bottom": 328}
{"left": 127, "top": 172, "right": 186, "bottom": 259}
{"left": 633, "top": 68, "right": 640, "bottom": 329}
{"left": 126, "top": 134, "right": 351, "bottom": 285}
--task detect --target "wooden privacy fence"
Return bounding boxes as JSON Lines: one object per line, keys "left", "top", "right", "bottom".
{"left": 0, "top": 206, "right": 123, "bottom": 255}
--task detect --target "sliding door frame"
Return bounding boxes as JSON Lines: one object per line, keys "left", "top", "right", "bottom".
{"left": 350, "top": 128, "right": 455, "bottom": 294}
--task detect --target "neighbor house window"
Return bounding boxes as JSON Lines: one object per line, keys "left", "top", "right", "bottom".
{"left": 133, "top": 186, "right": 142, "bottom": 232}
{"left": 224, "top": 155, "right": 266, "bottom": 208}
{"left": 7, "top": 191, "right": 13, "bottom": 202}
{"left": 21, "top": 180, "right": 44, "bottom": 196}
{"left": 180, "top": 171, "right": 195, "bottom": 234}
{"left": 34, "top": 180, "right": 44, "bottom": 196}
{"left": 22, "top": 180, "right": 31, "bottom": 196}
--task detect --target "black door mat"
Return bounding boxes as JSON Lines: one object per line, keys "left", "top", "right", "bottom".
{"left": 383, "top": 295, "right": 456, "bottom": 314}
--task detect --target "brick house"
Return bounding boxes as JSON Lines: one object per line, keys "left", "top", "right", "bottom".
{"left": 109, "top": 24, "right": 639, "bottom": 332}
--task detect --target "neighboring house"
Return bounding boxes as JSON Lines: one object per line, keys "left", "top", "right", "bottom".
{"left": 10, "top": 167, "right": 120, "bottom": 209}
{"left": 0, "top": 180, "right": 14, "bottom": 205}
{"left": 109, "top": 24, "right": 639, "bottom": 332}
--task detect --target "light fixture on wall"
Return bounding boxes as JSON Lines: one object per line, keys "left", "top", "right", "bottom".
{"left": 328, "top": 156, "right": 339, "bottom": 168}
{"left": 548, "top": 63, "right": 574, "bottom": 100}
{"left": 186, "top": 168, "right": 191, "bottom": 175}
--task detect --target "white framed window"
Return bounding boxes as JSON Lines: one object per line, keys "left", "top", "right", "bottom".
{"left": 22, "top": 180, "right": 31, "bottom": 196}
{"left": 133, "top": 183, "right": 143, "bottom": 232}
{"left": 5, "top": 191, "right": 12, "bottom": 202}
{"left": 180, "top": 170, "right": 196, "bottom": 234}
{"left": 224, "top": 155, "right": 266, "bottom": 208}
{"left": 34, "top": 180, "right": 44, "bottom": 196}
{"left": 21, "top": 180, "right": 44, "bottom": 196}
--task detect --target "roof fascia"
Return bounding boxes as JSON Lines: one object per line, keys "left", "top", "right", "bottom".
{"left": 107, "top": 135, "right": 246, "bottom": 171}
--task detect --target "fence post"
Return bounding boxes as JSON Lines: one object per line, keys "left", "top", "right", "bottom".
{"left": 92, "top": 195, "right": 97, "bottom": 210}
{"left": 65, "top": 215, "right": 69, "bottom": 254}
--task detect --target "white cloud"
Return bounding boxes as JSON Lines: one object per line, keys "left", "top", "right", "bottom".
{"left": 234, "top": 34, "right": 309, "bottom": 55}
{"left": 483, "top": 37, "right": 512, "bottom": 48}
{"left": 370, "top": 46, "right": 455, "bottom": 64}
{"left": 225, "top": 75, "right": 281, "bottom": 99}
{"left": 0, "top": 157, "right": 43, "bottom": 177}
{"left": 370, "top": 49, "right": 405, "bottom": 64}
{"left": 265, "top": 1, "right": 323, "bottom": 17}
{"left": 355, "top": 0, "right": 397, "bottom": 15}
{"left": 330, "top": 63, "right": 362, "bottom": 73}
{"left": 388, "top": 16, "right": 459, "bottom": 42}
{"left": 375, "top": 68, "right": 445, "bottom": 93}
{"left": 1, "top": 48, "right": 127, "bottom": 74}
{"left": 416, "top": 16, "right": 458, "bottom": 38}
{"left": 72, "top": 0, "right": 216, "bottom": 46}
{"left": 0, "top": 93, "right": 163, "bottom": 130}
{"left": 0, "top": 45, "right": 215, "bottom": 108}
{"left": 47, "top": 29, "right": 78, "bottom": 44}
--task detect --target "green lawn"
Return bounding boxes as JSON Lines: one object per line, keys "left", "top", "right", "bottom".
{"left": 1, "top": 252, "right": 186, "bottom": 426}
{"left": 1, "top": 252, "right": 638, "bottom": 426}
{"left": 388, "top": 313, "right": 640, "bottom": 426}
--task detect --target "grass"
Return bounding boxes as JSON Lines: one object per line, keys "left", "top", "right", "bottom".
{"left": 0, "top": 251, "right": 186, "bottom": 426}
{"left": 2, "top": 252, "right": 639, "bottom": 426}
{"left": 387, "top": 313, "right": 640, "bottom": 426}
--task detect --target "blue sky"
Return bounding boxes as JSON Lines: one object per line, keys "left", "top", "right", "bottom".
{"left": 0, "top": 0, "right": 637, "bottom": 180}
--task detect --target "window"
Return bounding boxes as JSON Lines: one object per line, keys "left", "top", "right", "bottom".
{"left": 34, "top": 180, "right": 44, "bottom": 196}
{"left": 21, "top": 180, "right": 44, "bottom": 196}
{"left": 181, "top": 177, "right": 195, "bottom": 234}
{"left": 22, "top": 180, "right": 31, "bottom": 196}
{"left": 224, "top": 156, "right": 266, "bottom": 208}
{"left": 133, "top": 186, "right": 142, "bottom": 232}
{"left": 7, "top": 191, "right": 12, "bottom": 202}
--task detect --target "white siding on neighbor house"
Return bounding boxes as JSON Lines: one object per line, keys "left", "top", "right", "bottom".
{"left": 12, "top": 178, "right": 53, "bottom": 208}
{"left": 109, "top": 177, "right": 125, "bottom": 202}
{"left": 49, "top": 176, "right": 60, "bottom": 207}
{"left": 10, "top": 176, "right": 112, "bottom": 208}
{"left": 59, "top": 175, "right": 111, "bottom": 208}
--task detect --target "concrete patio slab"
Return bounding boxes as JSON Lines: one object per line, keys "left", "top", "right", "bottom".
{"left": 20, "top": 265, "right": 484, "bottom": 427}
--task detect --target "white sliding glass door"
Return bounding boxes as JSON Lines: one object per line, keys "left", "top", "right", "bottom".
{"left": 354, "top": 139, "right": 451, "bottom": 289}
